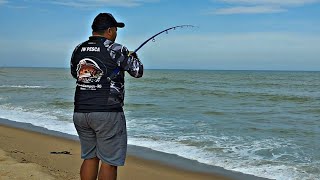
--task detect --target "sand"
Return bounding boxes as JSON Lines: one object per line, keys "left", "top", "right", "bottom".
{"left": 0, "top": 124, "right": 232, "bottom": 180}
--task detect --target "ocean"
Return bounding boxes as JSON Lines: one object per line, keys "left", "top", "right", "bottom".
{"left": 0, "top": 67, "right": 319, "bottom": 180}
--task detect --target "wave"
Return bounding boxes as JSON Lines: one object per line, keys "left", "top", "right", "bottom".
{"left": 0, "top": 105, "right": 76, "bottom": 135}
{"left": 203, "top": 111, "right": 225, "bottom": 116}
{"left": 200, "top": 89, "right": 314, "bottom": 104}
{"left": 0, "top": 85, "right": 46, "bottom": 89}
{"left": 47, "top": 100, "right": 73, "bottom": 109}
{"left": 134, "top": 77, "right": 198, "bottom": 85}
{"left": 264, "top": 94, "right": 314, "bottom": 103}
{"left": 1, "top": 102, "right": 319, "bottom": 180}
{"left": 135, "top": 77, "right": 171, "bottom": 83}
{"left": 125, "top": 103, "right": 158, "bottom": 109}
{"left": 127, "top": 136, "right": 319, "bottom": 180}
{"left": 165, "top": 87, "right": 195, "bottom": 94}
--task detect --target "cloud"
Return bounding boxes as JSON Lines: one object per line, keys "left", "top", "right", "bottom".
{"left": 146, "top": 32, "right": 320, "bottom": 69}
{"left": 121, "top": 32, "right": 320, "bottom": 70}
{"left": 212, "top": 5, "right": 286, "bottom": 14}
{"left": 6, "top": 5, "right": 29, "bottom": 9}
{"left": 217, "top": 0, "right": 319, "bottom": 6}
{"left": 0, "top": 0, "right": 8, "bottom": 5}
{"left": 0, "top": 32, "right": 319, "bottom": 70}
{"left": 211, "top": 0, "right": 320, "bottom": 14}
{"left": 0, "top": 1, "right": 29, "bottom": 8}
{"left": 48, "top": 0, "right": 157, "bottom": 8}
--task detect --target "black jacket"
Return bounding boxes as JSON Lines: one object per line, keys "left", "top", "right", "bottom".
{"left": 70, "top": 36, "right": 143, "bottom": 112}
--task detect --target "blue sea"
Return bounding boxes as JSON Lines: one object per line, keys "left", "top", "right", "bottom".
{"left": 0, "top": 67, "right": 319, "bottom": 180}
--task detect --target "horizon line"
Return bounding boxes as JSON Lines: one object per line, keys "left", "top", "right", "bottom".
{"left": 0, "top": 66, "right": 319, "bottom": 72}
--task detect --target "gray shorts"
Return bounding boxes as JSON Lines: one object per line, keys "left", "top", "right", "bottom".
{"left": 73, "top": 112, "right": 127, "bottom": 166}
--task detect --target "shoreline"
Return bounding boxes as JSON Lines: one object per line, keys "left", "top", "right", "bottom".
{"left": 0, "top": 118, "right": 269, "bottom": 180}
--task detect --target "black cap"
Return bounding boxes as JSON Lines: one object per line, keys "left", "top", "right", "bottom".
{"left": 91, "top": 13, "right": 125, "bottom": 32}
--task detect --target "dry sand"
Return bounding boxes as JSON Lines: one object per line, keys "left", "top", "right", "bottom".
{"left": 0, "top": 124, "right": 232, "bottom": 180}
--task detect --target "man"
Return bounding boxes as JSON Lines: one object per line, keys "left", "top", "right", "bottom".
{"left": 70, "top": 13, "right": 143, "bottom": 180}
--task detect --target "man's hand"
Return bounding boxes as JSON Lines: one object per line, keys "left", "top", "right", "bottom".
{"left": 129, "top": 51, "right": 138, "bottom": 59}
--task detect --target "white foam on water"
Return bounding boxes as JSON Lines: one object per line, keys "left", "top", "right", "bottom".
{"left": 233, "top": 164, "right": 318, "bottom": 180}
{"left": 0, "top": 105, "right": 319, "bottom": 180}
{"left": 0, "top": 85, "right": 46, "bottom": 89}
{"left": 127, "top": 135, "right": 319, "bottom": 180}
{"left": 0, "top": 104, "right": 77, "bottom": 136}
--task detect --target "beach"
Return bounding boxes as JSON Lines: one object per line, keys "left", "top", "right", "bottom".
{"left": 0, "top": 122, "right": 234, "bottom": 180}
{"left": 1, "top": 68, "right": 319, "bottom": 180}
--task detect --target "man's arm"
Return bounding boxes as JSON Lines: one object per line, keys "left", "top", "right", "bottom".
{"left": 70, "top": 55, "right": 77, "bottom": 79}
{"left": 124, "top": 55, "right": 144, "bottom": 78}
{"left": 70, "top": 44, "right": 82, "bottom": 79}
{"left": 109, "top": 43, "right": 144, "bottom": 78}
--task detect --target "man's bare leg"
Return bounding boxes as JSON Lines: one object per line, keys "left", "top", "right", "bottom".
{"left": 80, "top": 157, "right": 100, "bottom": 180}
{"left": 98, "top": 162, "right": 118, "bottom": 180}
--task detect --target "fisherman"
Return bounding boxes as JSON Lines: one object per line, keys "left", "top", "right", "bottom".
{"left": 70, "top": 12, "right": 143, "bottom": 180}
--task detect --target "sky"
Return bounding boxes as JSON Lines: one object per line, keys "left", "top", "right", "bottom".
{"left": 0, "top": 0, "right": 319, "bottom": 70}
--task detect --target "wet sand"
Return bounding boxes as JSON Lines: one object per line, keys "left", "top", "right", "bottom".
{"left": 0, "top": 124, "right": 232, "bottom": 180}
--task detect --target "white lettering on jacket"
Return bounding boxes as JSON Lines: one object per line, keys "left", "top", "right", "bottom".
{"left": 81, "top": 47, "right": 100, "bottom": 52}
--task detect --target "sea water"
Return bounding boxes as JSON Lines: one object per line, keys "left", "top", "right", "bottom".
{"left": 0, "top": 67, "right": 319, "bottom": 180}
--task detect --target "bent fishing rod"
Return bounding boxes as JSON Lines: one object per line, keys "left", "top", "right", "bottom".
{"left": 111, "top": 25, "right": 195, "bottom": 78}
{"left": 131, "top": 25, "right": 195, "bottom": 54}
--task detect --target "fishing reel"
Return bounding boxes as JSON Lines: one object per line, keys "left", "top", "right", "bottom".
{"left": 128, "top": 51, "right": 138, "bottom": 59}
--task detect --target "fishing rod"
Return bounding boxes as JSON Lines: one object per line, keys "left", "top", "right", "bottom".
{"left": 110, "top": 25, "right": 195, "bottom": 79}
{"left": 132, "top": 25, "right": 195, "bottom": 54}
